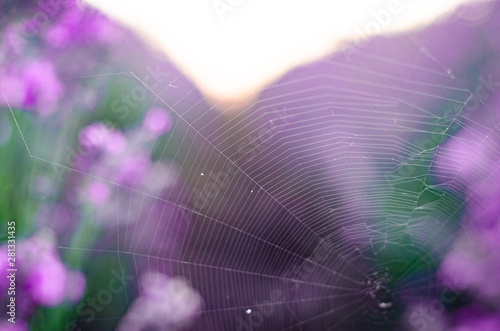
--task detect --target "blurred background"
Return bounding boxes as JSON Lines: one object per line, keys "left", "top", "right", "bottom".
{"left": 1, "top": 0, "right": 500, "bottom": 330}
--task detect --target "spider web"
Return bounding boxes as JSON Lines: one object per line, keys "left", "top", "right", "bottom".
{"left": 8, "top": 12, "right": 500, "bottom": 331}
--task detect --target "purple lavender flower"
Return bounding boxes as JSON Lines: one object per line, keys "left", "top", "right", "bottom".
{"left": 0, "top": 230, "right": 86, "bottom": 317}
{"left": 86, "top": 180, "right": 111, "bottom": 206}
{"left": 18, "top": 230, "right": 86, "bottom": 306}
{"left": 117, "top": 272, "right": 203, "bottom": 331}
{"left": 0, "top": 60, "right": 63, "bottom": 116}
{"left": 44, "top": 4, "right": 123, "bottom": 48}
{"left": 143, "top": 107, "right": 173, "bottom": 136}
{"left": 21, "top": 61, "right": 64, "bottom": 115}
{"left": 75, "top": 121, "right": 179, "bottom": 229}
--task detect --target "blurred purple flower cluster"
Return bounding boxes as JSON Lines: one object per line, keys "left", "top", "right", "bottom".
{"left": 432, "top": 66, "right": 500, "bottom": 329}
{"left": 0, "top": 0, "right": 123, "bottom": 116}
{"left": 0, "top": 230, "right": 86, "bottom": 325}
{"left": 43, "top": 2, "right": 121, "bottom": 48}
{"left": 0, "top": 60, "right": 62, "bottom": 116}
{"left": 117, "top": 272, "right": 203, "bottom": 331}
{"left": 73, "top": 107, "right": 176, "bottom": 226}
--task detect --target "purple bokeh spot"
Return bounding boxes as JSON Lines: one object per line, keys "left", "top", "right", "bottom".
{"left": 21, "top": 61, "right": 64, "bottom": 116}
{"left": 26, "top": 257, "right": 67, "bottom": 306}
{"left": 103, "top": 131, "right": 127, "bottom": 154}
{"left": 87, "top": 180, "right": 110, "bottom": 205}
{"left": 143, "top": 108, "right": 172, "bottom": 136}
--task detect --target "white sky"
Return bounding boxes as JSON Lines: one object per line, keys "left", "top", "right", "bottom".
{"left": 84, "top": 0, "right": 489, "bottom": 110}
